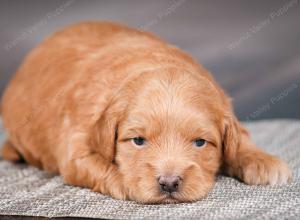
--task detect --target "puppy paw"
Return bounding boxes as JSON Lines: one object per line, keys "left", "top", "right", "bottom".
{"left": 240, "top": 153, "right": 292, "bottom": 186}
{"left": 93, "top": 180, "right": 127, "bottom": 200}
{"left": 107, "top": 181, "right": 128, "bottom": 200}
{"left": 93, "top": 166, "right": 128, "bottom": 200}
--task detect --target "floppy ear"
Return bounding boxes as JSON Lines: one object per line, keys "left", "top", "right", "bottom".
{"left": 222, "top": 112, "right": 241, "bottom": 168}
{"left": 89, "top": 92, "right": 129, "bottom": 163}
{"left": 90, "top": 111, "right": 119, "bottom": 163}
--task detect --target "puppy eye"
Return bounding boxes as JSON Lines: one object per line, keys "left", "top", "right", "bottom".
{"left": 193, "top": 139, "right": 206, "bottom": 147}
{"left": 132, "top": 137, "right": 145, "bottom": 146}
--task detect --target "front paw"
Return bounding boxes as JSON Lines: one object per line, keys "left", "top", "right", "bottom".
{"left": 93, "top": 178, "right": 127, "bottom": 200}
{"left": 107, "top": 180, "right": 128, "bottom": 200}
{"left": 240, "top": 153, "right": 292, "bottom": 186}
{"left": 92, "top": 166, "right": 128, "bottom": 200}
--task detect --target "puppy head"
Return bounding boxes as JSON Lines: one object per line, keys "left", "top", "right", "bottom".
{"left": 106, "top": 68, "right": 237, "bottom": 203}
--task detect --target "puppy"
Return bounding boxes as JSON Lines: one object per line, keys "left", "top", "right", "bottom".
{"left": 1, "top": 22, "right": 292, "bottom": 203}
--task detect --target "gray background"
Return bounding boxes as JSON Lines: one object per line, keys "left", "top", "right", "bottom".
{"left": 0, "top": 0, "right": 299, "bottom": 121}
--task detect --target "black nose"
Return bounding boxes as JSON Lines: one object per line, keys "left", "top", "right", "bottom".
{"left": 158, "top": 175, "right": 180, "bottom": 193}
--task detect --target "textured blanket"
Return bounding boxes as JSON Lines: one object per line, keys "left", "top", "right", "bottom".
{"left": 0, "top": 120, "right": 299, "bottom": 219}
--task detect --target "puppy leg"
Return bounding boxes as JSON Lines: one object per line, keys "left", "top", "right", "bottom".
{"left": 62, "top": 152, "right": 127, "bottom": 200}
{"left": 1, "top": 140, "right": 22, "bottom": 161}
{"left": 224, "top": 127, "right": 292, "bottom": 186}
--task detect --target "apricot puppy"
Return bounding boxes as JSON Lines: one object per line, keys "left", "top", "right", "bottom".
{"left": 1, "top": 22, "right": 292, "bottom": 203}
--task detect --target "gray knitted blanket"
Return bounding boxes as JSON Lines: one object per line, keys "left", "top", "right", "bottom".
{"left": 0, "top": 120, "right": 299, "bottom": 219}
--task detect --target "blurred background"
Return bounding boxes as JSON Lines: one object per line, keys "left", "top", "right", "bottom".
{"left": 0, "top": 0, "right": 299, "bottom": 121}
